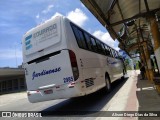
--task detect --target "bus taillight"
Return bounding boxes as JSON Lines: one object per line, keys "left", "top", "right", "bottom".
{"left": 69, "top": 50, "right": 79, "bottom": 80}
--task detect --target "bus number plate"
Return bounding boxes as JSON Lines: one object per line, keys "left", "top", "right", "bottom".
{"left": 44, "top": 89, "right": 53, "bottom": 94}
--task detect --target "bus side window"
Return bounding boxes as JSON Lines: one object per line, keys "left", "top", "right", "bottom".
{"left": 101, "top": 43, "right": 106, "bottom": 55}
{"left": 113, "top": 50, "right": 116, "bottom": 58}
{"left": 110, "top": 48, "right": 114, "bottom": 57}
{"left": 116, "top": 51, "right": 121, "bottom": 59}
{"left": 112, "top": 49, "right": 116, "bottom": 58}
{"left": 78, "top": 30, "right": 88, "bottom": 49}
{"left": 113, "top": 49, "right": 117, "bottom": 58}
{"left": 95, "top": 40, "right": 103, "bottom": 54}
{"left": 117, "top": 52, "right": 121, "bottom": 59}
{"left": 115, "top": 51, "right": 119, "bottom": 59}
{"left": 90, "top": 37, "right": 97, "bottom": 52}
{"left": 71, "top": 25, "right": 87, "bottom": 49}
{"left": 84, "top": 33, "right": 92, "bottom": 50}
{"left": 105, "top": 45, "right": 111, "bottom": 56}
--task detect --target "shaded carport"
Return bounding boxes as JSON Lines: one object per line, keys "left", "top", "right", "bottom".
{"left": 0, "top": 68, "right": 26, "bottom": 94}
{"left": 80, "top": 0, "right": 160, "bottom": 93}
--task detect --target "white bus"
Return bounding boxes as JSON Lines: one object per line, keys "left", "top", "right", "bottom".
{"left": 22, "top": 15, "right": 125, "bottom": 103}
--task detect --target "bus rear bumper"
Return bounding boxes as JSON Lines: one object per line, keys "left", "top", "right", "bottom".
{"left": 27, "top": 88, "right": 84, "bottom": 103}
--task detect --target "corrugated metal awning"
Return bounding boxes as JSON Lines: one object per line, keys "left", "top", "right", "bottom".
{"left": 81, "top": 0, "right": 160, "bottom": 56}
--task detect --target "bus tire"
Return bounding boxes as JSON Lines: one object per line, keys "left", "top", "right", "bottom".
{"left": 104, "top": 74, "right": 111, "bottom": 93}
{"left": 121, "top": 76, "right": 124, "bottom": 80}
{"left": 123, "top": 69, "right": 125, "bottom": 76}
{"left": 121, "top": 69, "right": 125, "bottom": 80}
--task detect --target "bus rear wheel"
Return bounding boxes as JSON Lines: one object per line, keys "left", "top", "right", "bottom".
{"left": 104, "top": 74, "right": 111, "bottom": 93}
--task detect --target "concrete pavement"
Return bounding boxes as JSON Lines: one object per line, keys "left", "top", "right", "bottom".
{"left": 0, "top": 91, "right": 27, "bottom": 107}
{"left": 98, "top": 70, "right": 160, "bottom": 120}
{"left": 0, "top": 70, "right": 160, "bottom": 120}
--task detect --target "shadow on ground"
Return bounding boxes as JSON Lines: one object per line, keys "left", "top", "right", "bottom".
{"left": 136, "top": 74, "right": 160, "bottom": 120}
{"left": 40, "top": 77, "right": 129, "bottom": 117}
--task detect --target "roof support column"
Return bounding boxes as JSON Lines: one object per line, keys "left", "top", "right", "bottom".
{"left": 150, "top": 17, "right": 160, "bottom": 93}
{"left": 143, "top": 42, "right": 154, "bottom": 82}
{"left": 135, "top": 23, "right": 152, "bottom": 81}
{"left": 150, "top": 17, "right": 160, "bottom": 72}
{"left": 139, "top": 27, "right": 154, "bottom": 82}
{"left": 140, "top": 46, "right": 151, "bottom": 81}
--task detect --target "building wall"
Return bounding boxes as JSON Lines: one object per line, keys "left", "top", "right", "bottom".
{"left": 0, "top": 76, "right": 26, "bottom": 94}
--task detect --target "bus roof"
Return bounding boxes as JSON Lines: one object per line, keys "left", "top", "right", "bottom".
{"left": 24, "top": 15, "right": 118, "bottom": 52}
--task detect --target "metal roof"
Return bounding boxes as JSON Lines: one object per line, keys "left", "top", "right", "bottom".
{"left": 81, "top": 0, "right": 160, "bottom": 56}
{"left": 0, "top": 68, "right": 24, "bottom": 77}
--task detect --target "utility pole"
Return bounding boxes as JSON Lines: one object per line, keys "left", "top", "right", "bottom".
{"left": 15, "top": 44, "right": 17, "bottom": 68}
